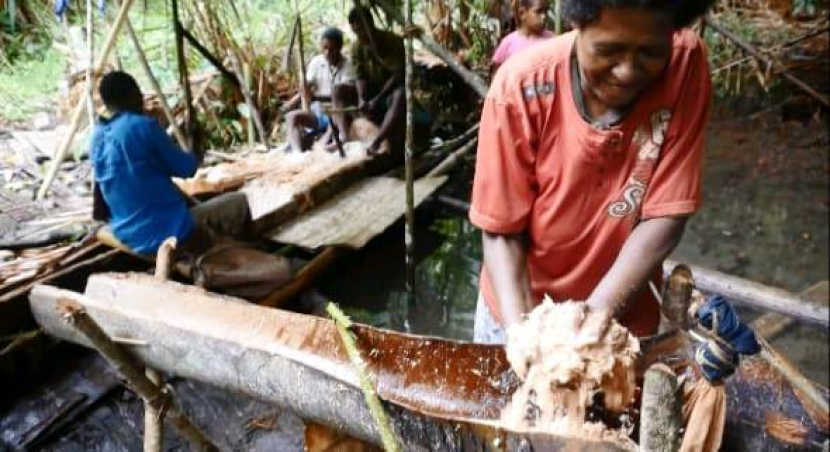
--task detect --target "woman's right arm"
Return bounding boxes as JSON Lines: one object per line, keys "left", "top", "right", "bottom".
{"left": 482, "top": 231, "right": 534, "bottom": 327}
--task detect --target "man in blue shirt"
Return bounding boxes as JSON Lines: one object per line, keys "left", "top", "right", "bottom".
{"left": 91, "top": 71, "right": 203, "bottom": 255}
{"left": 91, "top": 71, "right": 293, "bottom": 297}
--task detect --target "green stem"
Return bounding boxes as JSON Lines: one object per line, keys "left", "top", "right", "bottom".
{"left": 326, "top": 302, "right": 402, "bottom": 452}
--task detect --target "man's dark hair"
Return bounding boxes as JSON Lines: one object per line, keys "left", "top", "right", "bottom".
{"left": 348, "top": 5, "right": 374, "bottom": 27}
{"left": 321, "top": 27, "right": 344, "bottom": 47}
{"left": 563, "top": 0, "right": 715, "bottom": 29}
{"left": 99, "top": 71, "right": 141, "bottom": 111}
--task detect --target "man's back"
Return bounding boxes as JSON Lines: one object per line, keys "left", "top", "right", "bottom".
{"left": 91, "top": 112, "right": 197, "bottom": 255}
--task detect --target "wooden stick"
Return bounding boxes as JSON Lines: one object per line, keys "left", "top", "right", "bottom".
{"left": 705, "top": 16, "right": 829, "bottom": 107}
{"left": 326, "top": 303, "right": 402, "bottom": 452}
{"left": 143, "top": 237, "right": 177, "bottom": 452}
{"left": 125, "top": 18, "right": 188, "bottom": 149}
{"left": 85, "top": 0, "right": 96, "bottom": 126}
{"left": 37, "top": 0, "right": 137, "bottom": 199}
{"left": 258, "top": 247, "right": 344, "bottom": 308}
{"left": 178, "top": 25, "right": 241, "bottom": 89}
{"left": 426, "top": 137, "right": 477, "bottom": 178}
{"left": 640, "top": 363, "right": 682, "bottom": 452}
{"left": 663, "top": 260, "right": 829, "bottom": 328}
{"left": 293, "top": 9, "right": 310, "bottom": 112}
{"left": 57, "top": 299, "right": 219, "bottom": 452}
{"left": 757, "top": 335, "right": 829, "bottom": 421}
{"left": 229, "top": 52, "right": 271, "bottom": 150}
{"left": 172, "top": 0, "right": 196, "bottom": 150}
{"left": 403, "top": 0, "right": 416, "bottom": 313}
{"left": 373, "top": 0, "right": 488, "bottom": 98}
{"left": 244, "top": 63, "right": 255, "bottom": 148}
{"left": 281, "top": 16, "right": 300, "bottom": 74}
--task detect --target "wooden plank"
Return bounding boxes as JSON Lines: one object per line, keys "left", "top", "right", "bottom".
{"left": 266, "top": 176, "right": 446, "bottom": 250}
{"left": 663, "top": 260, "right": 829, "bottom": 328}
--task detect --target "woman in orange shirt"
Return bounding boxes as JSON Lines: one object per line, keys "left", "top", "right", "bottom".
{"left": 470, "top": 0, "right": 715, "bottom": 343}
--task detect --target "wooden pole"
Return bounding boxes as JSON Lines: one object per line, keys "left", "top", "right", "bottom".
{"left": 85, "top": 0, "right": 96, "bottom": 126}
{"left": 403, "top": 0, "right": 416, "bottom": 317}
{"left": 640, "top": 363, "right": 682, "bottom": 452}
{"left": 229, "top": 52, "right": 271, "bottom": 150}
{"left": 244, "top": 63, "right": 255, "bottom": 148}
{"left": 143, "top": 238, "right": 177, "bottom": 452}
{"left": 258, "top": 247, "right": 344, "bottom": 308}
{"left": 125, "top": 18, "right": 187, "bottom": 149}
{"left": 293, "top": 6, "right": 310, "bottom": 112}
{"left": 37, "top": 0, "right": 137, "bottom": 200}
{"left": 705, "top": 16, "right": 829, "bottom": 107}
{"left": 282, "top": 16, "right": 300, "bottom": 74}
{"left": 56, "top": 299, "right": 218, "bottom": 451}
{"left": 326, "top": 303, "right": 402, "bottom": 452}
{"left": 756, "top": 335, "right": 829, "bottom": 420}
{"left": 172, "top": 0, "right": 196, "bottom": 150}
{"left": 663, "top": 260, "right": 829, "bottom": 328}
{"left": 373, "top": 0, "right": 489, "bottom": 98}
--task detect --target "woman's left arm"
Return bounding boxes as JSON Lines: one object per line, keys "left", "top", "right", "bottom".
{"left": 586, "top": 216, "right": 687, "bottom": 322}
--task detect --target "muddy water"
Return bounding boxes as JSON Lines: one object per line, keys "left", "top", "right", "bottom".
{"left": 317, "top": 108, "right": 829, "bottom": 387}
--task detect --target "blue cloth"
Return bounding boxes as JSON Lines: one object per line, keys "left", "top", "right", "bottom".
{"left": 91, "top": 112, "right": 197, "bottom": 255}
{"left": 695, "top": 295, "right": 761, "bottom": 382}
{"left": 310, "top": 103, "right": 330, "bottom": 135}
{"left": 55, "top": 0, "right": 106, "bottom": 18}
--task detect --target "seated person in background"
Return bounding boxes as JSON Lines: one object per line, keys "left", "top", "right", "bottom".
{"left": 492, "top": 0, "right": 553, "bottom": 71}
{"left": 329, "top": 5, "right": 406, "bottom": 154}
{"left": 283, "top": 27, "right": 356, "bottom": 153}
{"left": 92, "top": 71, "right": 292, "bottom": 297}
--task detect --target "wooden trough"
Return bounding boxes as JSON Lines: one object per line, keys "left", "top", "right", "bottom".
{"left": 29, "top": 273, "right": 829, "bottom": 451}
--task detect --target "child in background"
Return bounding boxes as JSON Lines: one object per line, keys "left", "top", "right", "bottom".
{"left": 492, "top": 0, "right": 553, "bottom": 68}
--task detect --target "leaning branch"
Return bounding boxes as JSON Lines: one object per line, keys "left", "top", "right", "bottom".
{"left": 373, "top": 0, "right": 489, "bottom": 98}
{"left": 705, "top": 16, "right": 829, "bottom": 107}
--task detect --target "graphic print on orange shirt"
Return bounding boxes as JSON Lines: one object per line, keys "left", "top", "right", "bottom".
{"left": 607, "top": 108, "right": 672, "bottom": 220}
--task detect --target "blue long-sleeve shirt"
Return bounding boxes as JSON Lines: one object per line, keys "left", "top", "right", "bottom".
{"left": 91, "top": 112, "right": 197, "bottom": 255}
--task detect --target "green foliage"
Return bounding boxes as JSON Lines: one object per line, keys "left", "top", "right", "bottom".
{"left": 0, "top": 47, "right": 65, "bottom": 121}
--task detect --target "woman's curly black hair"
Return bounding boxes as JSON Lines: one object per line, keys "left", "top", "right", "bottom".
{"left": 563, "top": 0, "right": 716, "bottom": 29}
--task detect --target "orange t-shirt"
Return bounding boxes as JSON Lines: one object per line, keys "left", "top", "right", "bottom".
{"left": 469, "top": 29, "right": 711, "bottom": 337}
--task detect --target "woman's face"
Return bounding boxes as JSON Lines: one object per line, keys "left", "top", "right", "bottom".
{"left": 575, "top": 7, "right": 674, "bottom": 109}
{"left": 520, "top": 0, "right": 549, "bottom": 34}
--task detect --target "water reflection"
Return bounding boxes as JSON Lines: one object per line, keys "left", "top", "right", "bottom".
{"left": 318, "top": 216, "right": 482, "bottom": 341}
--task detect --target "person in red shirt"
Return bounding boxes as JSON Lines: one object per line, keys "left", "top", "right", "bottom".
{"left": 470, "top": 0, "right": 715, "bottom": 343}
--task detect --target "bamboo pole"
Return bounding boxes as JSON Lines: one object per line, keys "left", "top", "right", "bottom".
{"left": 56, "top": 299, "right": 219, "bottom": 451}
{"left": 125, "top": 18, "right": 187, "bottom": 149}
{"left": 85, "top": 0, "right": 96, "bottom": 126}
{"left": 326, "top": 303, "right": 402, "bottom": 452}
{"left": 229, "top": 52, "right": 271, "bottom": 150}
{"left": 37, "top": 0, "right": 137, "bottom": 200}
{"left": 373, "top": 0, "right": 488, "bottom": 98}
{"left": 172, "top": 0, "right": 195, "bottom": 150}
{"left": 403, "top": 0, "right": 416, "bottom": 316}
{"left": 705, "top": 16, "right": 829, "bottom": 107}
